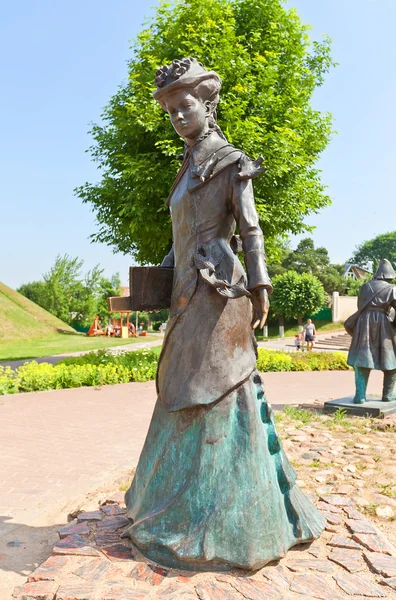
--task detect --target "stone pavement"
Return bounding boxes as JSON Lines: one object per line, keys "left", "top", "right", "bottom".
{"left": 257, "top": 330, "right": 349, "bottom": 354}
{"left": 12, "top": 492, "right": 396, "bottom": 600}
{"left": 0, "top": 371, "right": 385, "bottom": 598}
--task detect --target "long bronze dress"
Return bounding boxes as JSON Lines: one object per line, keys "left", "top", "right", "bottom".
{"left": 124, "top": 131, "right": 325, "bottom": 571}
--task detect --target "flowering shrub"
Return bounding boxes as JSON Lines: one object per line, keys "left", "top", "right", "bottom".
{"left": 256, "top": 349, "right": 350, "bottom": 373}
{"left": 0, "top": 366, "right": 19, "bottom": 395}
{"left": 0, "top": 348, "right": 350, "bottom": 396}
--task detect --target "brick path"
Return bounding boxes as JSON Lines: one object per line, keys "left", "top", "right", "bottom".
{"left": 13, "top": 494, "right": 396, "bottom": 600}
{"left": 0, "top": 371, "right": 384, "bottom": 597}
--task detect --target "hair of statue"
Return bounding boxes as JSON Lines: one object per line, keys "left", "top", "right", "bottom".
{"left": 190, "top": 77, "right": 226, "bottom": 140}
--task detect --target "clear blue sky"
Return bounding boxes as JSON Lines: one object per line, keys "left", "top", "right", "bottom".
{"left": 1, "top": 0, "right": 395, "bottom": 289}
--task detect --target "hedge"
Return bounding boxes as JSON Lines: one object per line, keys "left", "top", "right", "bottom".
{"left": 0, "top": 348, "right": 350, "bottom": 395}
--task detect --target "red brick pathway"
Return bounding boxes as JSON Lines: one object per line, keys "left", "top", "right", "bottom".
{"left": 13, "top": 494, "right": 396, "bottom": 600}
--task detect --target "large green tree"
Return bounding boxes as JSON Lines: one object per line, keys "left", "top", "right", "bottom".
{"left": 270, "top": 270, "right": 327, "bottom": 324}
{"left": 351, "top": 231, "right": 396, "bottom": 269}
{"left": 76, "top": 0, "right": 334, "bottom": 264}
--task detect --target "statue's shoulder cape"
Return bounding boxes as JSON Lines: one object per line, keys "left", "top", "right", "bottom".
{"left": 166, "top": 134, "right": 264, "bottom": 205}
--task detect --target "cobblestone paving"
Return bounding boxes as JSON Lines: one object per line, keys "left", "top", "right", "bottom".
{"left": 276, "top": 409, "right": 396, "bottom": 548}
{"left": 12, "top": 410, "right": 396, "bottom": 600}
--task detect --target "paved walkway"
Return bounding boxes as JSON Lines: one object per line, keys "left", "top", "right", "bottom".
{"left": 0, "top": 371, "right": 384, "bottom": 596}
{"left": 257, "top": 329, "right": 348, "bottom": 353}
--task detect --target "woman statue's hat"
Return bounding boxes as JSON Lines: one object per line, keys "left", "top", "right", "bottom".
{"left": 153, "top": 57, "right": 221, "bottom": 105}
{"left": 374, "top": 258, "right": 396, "bottom": 280}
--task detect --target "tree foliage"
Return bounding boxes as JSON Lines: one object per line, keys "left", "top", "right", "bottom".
{"left": 270, "top": 270, "right": 327, "bottom": 319}
{"left": 18, "top": 255, "right": 121, "bottom": 328}
{"left": 76, "top": 0, "right": 334, "bottom": 264}
{"left": 268, "top": 238, "right": 347, "bottom": 293}
{"left": 351, "top": 231, "right": 396, "bottom": 269}
{"left": 345, "top": 274, "right": 372, "bottom": 297}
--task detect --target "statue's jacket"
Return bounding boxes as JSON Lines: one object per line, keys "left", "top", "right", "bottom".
{"left": 348, "top": 279, "right": 396, "bottom": 371}
{"left": 157, "top": 132, "right": 272, "bottom": 412}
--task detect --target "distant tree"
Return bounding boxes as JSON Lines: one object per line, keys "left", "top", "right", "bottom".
{"left": 270, "top": 270, "right": 327, "bottom": 326}
{"left": 149, "top": 308, "right": 170, "bottom": 330}
{"left": 283, "top": 238, "right": 329, "bottom": 273}
{"left": 76, "top": 0, "right": 334, "bottom": 265}
{"left": 271, "top": 238, "right": 347, "bottom": 293}
{"left": 318, "top": 264, "right": 347, "bottom": 295}
{"left": 42, "top": 255, "right": 85, "bottom": 325}
{"left": 267, "top": 242, "right": 292, "bottom": 279}
{"left": 345, "top": 274, "right": 372, "bottom": 297}
{"left": 17, "top": 281, "right": 47, "bottom": 306}
{"left": 71, "top": 265, "right": 106, "bottom": 328}
{"left": 18, "top": 255, "right": 121, "bottom": 328}
{"left": 351, "top": 231, "right": 396, "bottom": 269}
{"left": 96, "top": 273, "right": 121, "bottom": 325}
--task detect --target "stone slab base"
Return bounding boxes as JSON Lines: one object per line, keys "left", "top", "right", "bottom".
{"left": 324, "top": 396, "right": 396, "bottom": 418}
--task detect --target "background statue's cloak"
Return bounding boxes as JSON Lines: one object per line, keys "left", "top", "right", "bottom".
{"left": 348, "top": 279, "right": 396, "bottom": 371}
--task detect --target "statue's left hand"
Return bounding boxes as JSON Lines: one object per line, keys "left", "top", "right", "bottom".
{"left": 251, "top": 288, "right": 270, "bottom": 330}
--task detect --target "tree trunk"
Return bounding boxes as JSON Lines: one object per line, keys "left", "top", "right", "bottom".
{"left": 297, "top": 315, "right": 303, "bottom": 333}
{"left": 279, "top": 316, "right": 285, "bottom": 338}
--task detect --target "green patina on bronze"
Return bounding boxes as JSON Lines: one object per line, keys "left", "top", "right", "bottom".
{"left": 125, "top": 371, "right": 324, "bottom": 570}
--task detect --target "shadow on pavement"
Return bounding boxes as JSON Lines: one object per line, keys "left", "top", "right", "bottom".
{"left": 0, "top": 515, "right": 62, "bottom": 599}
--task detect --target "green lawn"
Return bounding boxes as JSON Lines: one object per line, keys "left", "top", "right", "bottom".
{"left": 0, "top": 333, "right": 159, "bottom": 362}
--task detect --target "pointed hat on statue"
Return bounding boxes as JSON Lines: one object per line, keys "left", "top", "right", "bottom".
{"left": 374, "top": 258, "right": 396, "bottom": 280}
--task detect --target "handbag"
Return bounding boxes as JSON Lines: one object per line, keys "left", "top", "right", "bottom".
{"left": 344, "top": 282, "right": 390, "bottom": 336}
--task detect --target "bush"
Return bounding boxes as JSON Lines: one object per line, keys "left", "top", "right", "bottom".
{"left": 0, "top": 348, "right": 350, "bottom": 396}
{"left": 256, "top": 351, "right": 293, "bottom": 372}
{"left": 256, "top": 349, "right": 349, "bottom": 373}
{"left": 0, "top": 366, "right": 19, "bottom": 395}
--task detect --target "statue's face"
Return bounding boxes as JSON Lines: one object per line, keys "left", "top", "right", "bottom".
{"left": 165, "top": 88, "right": 207, "bottom": 141}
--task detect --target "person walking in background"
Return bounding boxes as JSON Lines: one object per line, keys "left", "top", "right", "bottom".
{"left": 294, "top": 332, "right": 303, "bottom": 351}
{"left": 304, "top": 318, "right": 316, "bottom": 351}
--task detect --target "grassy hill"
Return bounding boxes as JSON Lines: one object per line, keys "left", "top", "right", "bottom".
{"left": 0, "top": 282, "right": 158, "bottom": 361}
{"left": 0, "top": 282, "right": 76, "bottom": 340}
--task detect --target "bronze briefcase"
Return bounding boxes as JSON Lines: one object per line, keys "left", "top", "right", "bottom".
{"left": 107, "top": 267, "right": 174, "bottom": 312}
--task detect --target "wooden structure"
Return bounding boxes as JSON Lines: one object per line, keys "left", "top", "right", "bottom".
{"left": 107, "top": 267, "right": 173, "bottom": 339}
{"left": 111, "top": 313, "right": 132, "bottom": 339}
{"left": 107, "top": 267, "right": 173, "bottom": 313}
{"left": 87, "top": 316, "right": 104, "bottom": 337}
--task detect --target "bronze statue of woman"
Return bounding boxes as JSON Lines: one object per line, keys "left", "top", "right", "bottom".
{"left": 124, "top": 57, "right": 325, "bottom": 571}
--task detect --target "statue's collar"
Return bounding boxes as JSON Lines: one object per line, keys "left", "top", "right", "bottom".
{"left": 166, "top": 131, "right": 238, "bottom": 205}
{"left": 189, "top": 131, "right": 232, "bottom": 167}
